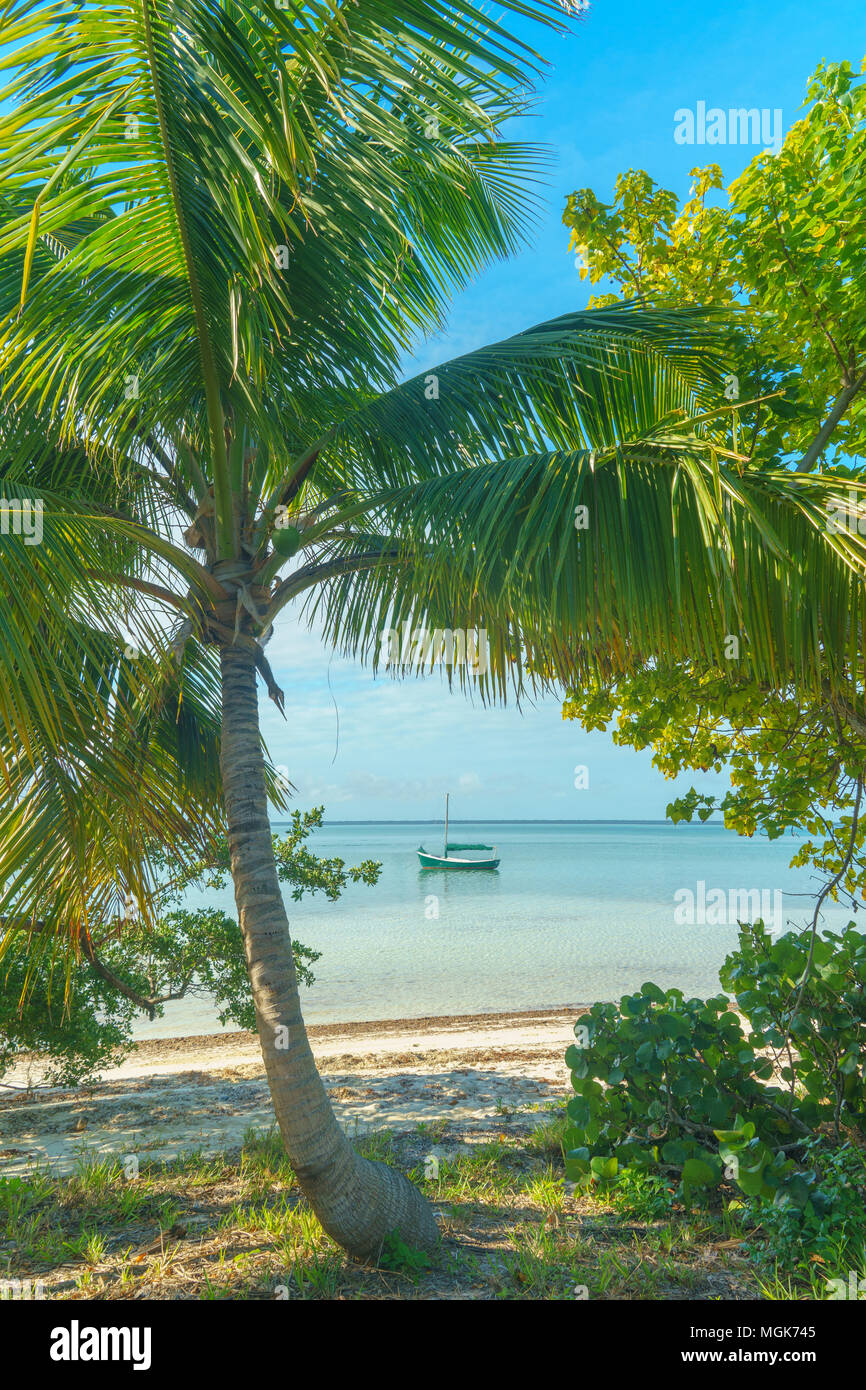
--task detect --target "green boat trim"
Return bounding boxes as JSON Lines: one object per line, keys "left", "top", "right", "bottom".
{"left": 417, "top": 847, "right": 500, "bottom": 870}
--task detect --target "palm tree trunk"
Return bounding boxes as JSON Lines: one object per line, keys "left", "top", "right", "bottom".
{"left": 218, "top": 643, "right": 439, "bottom": 1260}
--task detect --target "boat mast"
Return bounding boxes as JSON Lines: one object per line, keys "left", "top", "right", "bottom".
{"left": 443, "top": 792, "right": 449, "bottom": 859}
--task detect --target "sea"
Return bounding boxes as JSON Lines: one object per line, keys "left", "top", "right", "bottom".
{"left": 130, "top": 820, "right": 854, "bottom": 1040}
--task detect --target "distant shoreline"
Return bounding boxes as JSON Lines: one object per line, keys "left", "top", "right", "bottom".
{"left": 273, "top": 817, "right": 728, "bottom": 826}
{"left": 127, "top": 1003, "right": 587, "bottom": 1061}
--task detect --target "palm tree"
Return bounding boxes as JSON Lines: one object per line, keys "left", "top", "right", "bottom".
{"left": 2, "top": 0, "right": 866, "bottom": 1259}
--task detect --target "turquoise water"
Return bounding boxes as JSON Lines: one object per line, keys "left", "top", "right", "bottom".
{"left": 132, "top": 820, "right": 851, "bottom": 1039}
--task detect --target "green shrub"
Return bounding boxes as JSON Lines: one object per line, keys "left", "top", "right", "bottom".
{"left": 0, "top": 952, "right": 135, "bottom": 1086}
{"left": 739, "top": 1140, "right": 866, "bottom": 1268}
{"left": 720, "top": 922, "right": 866, "bottom": 1136}
{"left": 563, "top": 922, "right": 866, "bottom": 1214}
{"left": 1, "top": 807, "right": 379, "bottom": 1085}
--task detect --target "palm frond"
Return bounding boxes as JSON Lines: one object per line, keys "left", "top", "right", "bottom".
{"left": 298, "top": 451, "right": 866, "bottom": 704}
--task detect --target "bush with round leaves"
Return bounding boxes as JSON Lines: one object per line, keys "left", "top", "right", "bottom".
{"left": 719, "top": 922, "right": 866, "bottom": 1136}
{"left": 563, "top": 922, "right": 866, "bottom": 1209}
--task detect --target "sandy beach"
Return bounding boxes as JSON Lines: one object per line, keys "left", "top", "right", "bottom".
{"left": 0, "top": 1007, "right": 585, "bottom": 1176}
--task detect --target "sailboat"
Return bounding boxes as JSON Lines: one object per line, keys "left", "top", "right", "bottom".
{"left": 417, "top": 793, "right": 500, "bottom": 870}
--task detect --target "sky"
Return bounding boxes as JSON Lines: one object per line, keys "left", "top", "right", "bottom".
{"left": 260, "top": 0, "right": 866, "bottom": 822}
{"left": 3, "top": 3, "right": 863, "bottom": 822}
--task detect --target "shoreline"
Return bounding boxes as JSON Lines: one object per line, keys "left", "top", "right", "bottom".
{"left": 128, "top": 1002, "right": 587, "bottom": 1064}
{"left": 1, "top": 1006, "right": 582, "bottom": 1176}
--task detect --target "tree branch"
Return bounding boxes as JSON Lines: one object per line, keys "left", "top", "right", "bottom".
{"left": 264, "top": 550, "right": 405, "bottom": 625}
{"left": 85, "top": 570, "right": 189, "bottom": 613}
{"left": 254, "top": 647, "right": 286, "bottom": 716}
{"left": 77, "top": 933, "right": 161, "bottom": 1021}
{"left": 797, "top": 367, "right": 866, "bottom": 472}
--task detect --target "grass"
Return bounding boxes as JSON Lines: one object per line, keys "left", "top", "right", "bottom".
{"left": 0, "top": 1118, "right": 857, "bottom": 1300}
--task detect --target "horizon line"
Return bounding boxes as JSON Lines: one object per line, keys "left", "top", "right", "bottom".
{"left": 270, "top": 817, "right": 728, "bottom": 826}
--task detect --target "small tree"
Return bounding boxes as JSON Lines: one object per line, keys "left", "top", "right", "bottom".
{"left": 2, "top": 809, "right": 378, "bottom": 1087}
{"left": 561, "top": 56, "right": 866, "bottom": 911}
{"left": 564, "top": 58, "right": 866, "bottom": 474}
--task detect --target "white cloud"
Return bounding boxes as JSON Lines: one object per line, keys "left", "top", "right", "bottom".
{"left": 254, "top": 608, "right": 728, "bottom": 820}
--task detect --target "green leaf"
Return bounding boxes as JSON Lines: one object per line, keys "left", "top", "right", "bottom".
{"left": 682, "top": 1158, "right": 718, "bottom": 1188}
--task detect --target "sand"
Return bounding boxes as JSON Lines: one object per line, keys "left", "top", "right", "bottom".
{"left": 0, "top": 1007, "right": 585, "bottom": 1176}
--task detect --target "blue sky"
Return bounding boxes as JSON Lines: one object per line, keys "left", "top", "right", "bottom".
{"left": 5, "top": 4, "right": 862, "bottom": 821}
{"left": 261, "top": 0, "right": 866, "bottom": 822}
